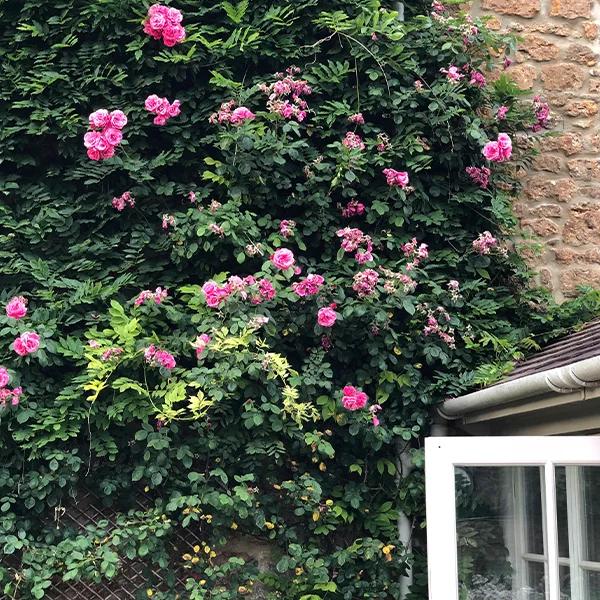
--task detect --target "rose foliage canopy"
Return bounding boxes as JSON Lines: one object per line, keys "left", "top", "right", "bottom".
{"left": 0, "top": 1, "right": 598, "bottom": 598}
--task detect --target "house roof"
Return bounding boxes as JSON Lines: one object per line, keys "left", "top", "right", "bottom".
{"left": 500, "top": 318, "right": 600, "bottom": 384}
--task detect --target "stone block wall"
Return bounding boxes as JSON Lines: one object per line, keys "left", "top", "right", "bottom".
{"left": 472, "top": 0, "right": 600, "bottom": 299}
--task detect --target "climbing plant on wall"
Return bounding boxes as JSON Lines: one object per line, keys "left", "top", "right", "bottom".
{"left": 1, "top": 1, "right": 599, "bottom": 598}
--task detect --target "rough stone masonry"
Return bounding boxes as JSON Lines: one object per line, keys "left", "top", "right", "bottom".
{"left": 471, "top": 0, "right": 600, "bottom": 300}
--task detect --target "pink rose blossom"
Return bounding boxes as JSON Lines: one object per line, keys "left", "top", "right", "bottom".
{"left": 342, "top": 132, "right": 365, "bottom": 150}
{"left": 352, "top": 269, "right": 379, "bottom": 297}
{"left": 145, "top": 95, "right": 181, "bottom": 125}
{"left": 13, "top": 331, "right": 40, "bottom": 356}
{"left": 0, "top": 367, "right": 10, "bottom": 388}
{"left": 496, "top": 105, "right": 509, "bottom": 120}
{"left": 144, "top": 345, "right": 176, "bottom": 370}
{"left": 6, "top": 296, "right": 27, "bottom": 319}
{"left": 145, "top": 94, "right": 162, "bottom": 112}
{"left": 465, "top": 166, "right": 491, "bottom": 189}
{"left": 230, "top": 107, "right": 256, "bottom": 125}
{"left": 104, "top": 127, "right": 123, "bottom": 147}
{"left": 472, "top": 231, "right": 498, "bottom": 255}
{"left": 271, "top": 248, "right": 295, "bottom": 270}
{"left": 292, "top": 274, "right": 324, "bottom": 297}
{"left": 348, "top": 112, "right": 365, "bottom": 125}
{"left": 89, "top": 109, "right": 110, "bottom": 129}
{"left": 144, "top": 4, "right": 186, "bottom": 46}
{"left": 440, "top": 66, "right": 463, "bottom": 82}
{"left": 110, "top": 110, "right": 128, "bottom": 129}
{"left": 341, "top": 200, "right": 366, "bottom": 218}
{"left": 469, "top": 71, "right": 486, "bottom": 88}
{"left": 482, "top": 133, "right": 512, "bottom": 163}
{"left": 341, "top": 386, "right": 368, "bottom": 411}
{"left": 383, "top": 168, "right": 409, "bottom": 188}
{"left": 317, "top": 306, "right": 337, "bottom": 328}
{"left": 192, "top": 334, "right": 211, "bottom": 358}
{"left": 369, "top": 404, "right": 382, "bottom": 427}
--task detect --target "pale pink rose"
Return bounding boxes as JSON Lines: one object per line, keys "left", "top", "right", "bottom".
{"left": 482, "top": 141, "right": 501, "bottom": 161}
{"left": 6, "top": 296, "right": 27, "bottom": 319}
{"left": 95, "top": 134, "right": 109, "bottom": 152}
{"left": 271, "top": 248, "right": 295, "bottom": 270}
{"left": 145, "top": 94, "right": 163, "bottom": 113}
{"left": 230, "top": 107, "right": 255, "bottom": 125}
{"left": 13, "top": 331, "right": 40, "bottom": 356}
{"left": 110, "top": 110, "right": 128, "bottom": 129}
{"left": 168, "top": 100, "right": 181, "bottom": 117}
{"left": 341, "top": 385, "right": 368, "bottom": 411}
{"left": 103, "top": 127, "right": 123, "bottom": 147}
{"left": 148, "top": 3, "right": 169, "bottom": 16}
{"left": 83, "top": 131, "right": 100, "bottom": 149}
{"left": 87, "top": 148, "right": 101, "bottom": 161}
{"left": 149, "top": 13, "right": 166, "bottom": 30}
{"left": 89, "top": 109, "right": 110, "bottom": 129}
{"left": 317, "top": 307, "right": 337, "bottom": 328}
{"left": 0, "top": 367, "right": 10, "bottom": 388}
{"left": 167, "top": 7, "right": 183, "bottom": 23}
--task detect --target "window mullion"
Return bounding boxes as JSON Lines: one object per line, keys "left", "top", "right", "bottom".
{"left": 566, "top": 466, "right": 584, "bottom": 599}
{"left": 544, "top": 462, "right": 561, "bottom": 600}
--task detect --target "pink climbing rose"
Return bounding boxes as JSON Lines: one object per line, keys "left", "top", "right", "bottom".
{"left": 6, "top": 296, "right": 27, "bottom": 319}
{"left": 192, "top": 334, "right": 211, "bottom": 358}
{"left": 341, "top": 386, "right": 368, "bottom": 411}
{"left": 383, "top": 168, "right": 409, "bottom": 188}
{"left": 230, "top": 107, "right": 256, "bottom": 125}
{"left": 482, "top": 133, "right": 512, "bottom": 162}
{"left": 317, "top": 306, "right": 337, "bottom": 328}
{"left": 271, "top": 248, "right": 295, "bottom": 270}
{"left": 13, "top": 331, "right": 40, "bottom": 356}
{"left": 0, "top": 367, "right": 10, "bottom": 388}
{"left": 143, "top": 4, "right": 186, "bottom": 46}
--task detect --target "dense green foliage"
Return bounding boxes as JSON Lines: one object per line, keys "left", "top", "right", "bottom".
{"left": 1, "top": 1, "right": 599, "bottom": 598}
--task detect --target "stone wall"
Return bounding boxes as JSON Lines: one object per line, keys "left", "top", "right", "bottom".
{"left": 472, "top": 0, "right": 600, "bottom": 300}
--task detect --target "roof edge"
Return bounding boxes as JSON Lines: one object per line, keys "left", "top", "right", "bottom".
{"left": 440, "top": 354, "right": 600, "bottom": 419}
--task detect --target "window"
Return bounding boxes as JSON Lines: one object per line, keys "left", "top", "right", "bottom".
{"left": 425, "top": 437, "right": 600, "bottom": 600}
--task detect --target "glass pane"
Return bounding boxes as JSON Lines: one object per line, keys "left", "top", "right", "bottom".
{"left": 560, "top": 565, "right": 570, "bottom": 600}
{"left": 455, "top": 466, "right": 546, "bottom": 600}
{"left": 582, "top": 467, "right": 600, "bottom": 563}
{"left": 555, "top": 467, "right": 570, "bottom": 558}
{"left": 584, "top": 570, "right": 600, "bottom": 600}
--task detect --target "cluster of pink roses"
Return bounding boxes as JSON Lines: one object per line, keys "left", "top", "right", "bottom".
{"left": 422, "top": 306, "right": 455, "bottom": 348}
{"left": 469, "top": 70, "right": 486, "bottom": 88}
{"left": 348, "top": 112, "right": 365, "bottom": 125}
{"left": 270, "top": 248, "right": 295, "bottom": 271}
{"left": 342, "top": 132, "right": 365, "bottom": 151}
{"left": 134, "top": 287, "right": 168, "bottom": 307}
{"left": 383, "top": 168, "right": 410, "bottom": 188}
{"left": 380, "top": 267, "right": 417, "bottom": 295}
{"left": 401, "top": 237, "right": 429, "bottom": 271}
{"left": 336, "top": 227, "right": 373, "bottom": 264}
{"left": 192, "top": 334, "right": 211, "bottom": 359}
{"left": 0, "top": 367, "right": 21, "bottom": 409}
{"left": 465, "top": 166, "right": 491, "bottom": 189}
{"left": 208, "top": 100, "right": 256, "bottom": 126}
{"left": 144, "top": 345, "right": 176, "bottom": 370}
{"left": 13, "top": 331, "right": 40, "bottom": 357}
{"left": 279, "top": 220, "right": 296, "bottom": 238}
{"left": 259, "top": 67, "right": 312, "bottom": 122}
{"left": 341, "top": 200, "right": 366, "bottom": 218}
{"left": 101, "top": 347, "right": 123, "bottom": 361}
{"left": 112, "top": 191, "right": 135, "bottom": 212}
{"left": 496, "top": 105, "right": 509, "bottom": 120}
{"left": 143, "top": 4, "right": 186, "bottom": 47}
{"left": 341, "top": 385, "right": 368, "bottom": 411}
{"left": 145, "top": 95, "right": 181, "bottom": 126}
{"left": 472, "top": 231, "right": 498, "bottom": 255}
{"left": 292, "top": 274, "right": 324, "bottom": 298}
{"left": 482, "top": 133, "right": 512, "bottom": 163}
{"left": 162, "top": 214, "right": 176, "bottom": 230}
{"left": 202, "top": 276, "right": 276, "bottom": 308}
{"left": 84, "top": 109, "right": 127, "bottom": 161}
{"left": 532, "top": 95, "right": 551, "bottom": 132}
{"left": 317, "top": 305, "right": 337, "bottom": 328}
{"left": 352, "top": 269, "right": 379, "bottom": 297}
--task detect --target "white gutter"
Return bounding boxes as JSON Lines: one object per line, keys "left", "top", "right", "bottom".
{"left": 440, "top": 354, "right": 600, "bottom": 419}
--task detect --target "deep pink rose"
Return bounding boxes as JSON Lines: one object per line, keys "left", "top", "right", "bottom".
{"left": 148, "top": 3, "right": 169, "bottom": 16}
{"left": 341, "top": 385, "right": 368, "bottom": 411}
{"left": 145, "top": 94, "right": 163, "bottom": 113}
{"left": 6, "top": 296, "right": 27, "bottom": 319}
{"left": 101, "top": 146, "right": 115, "bottom": 159}
{"left": 271, "top": 248, "right": 295, "bottom": 270}
{"left": 87, "top": 148, "right": 101, "bottom": 161}
{"left": 383, "top": 168, "right": 410, "bottom": 188}
{"left": 110, "top": 110, "right": 128, "bottom": 129}
{"left": 13, "top": 331, "right": 40, "bottom": 356}
{"left": 154, "top": 115, "right": 168, "bottom": 126}
{"left": 317, "top": 307, "right": 337, "bottom": 328}
{"left": 103, "top": 127, "right": 123, "bottom": 147}
{"left": 143, "top": 21, "right": 162, "bottom": 39}
{"left": 0, "top": 367, "right": 10, "bottom": 388}
{"left": 230, "top": 107, "right": 256, "bottom": 125}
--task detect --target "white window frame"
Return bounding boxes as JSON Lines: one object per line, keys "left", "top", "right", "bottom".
{"left": 425, "top": 436, "right": 600, "bottom": 600}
